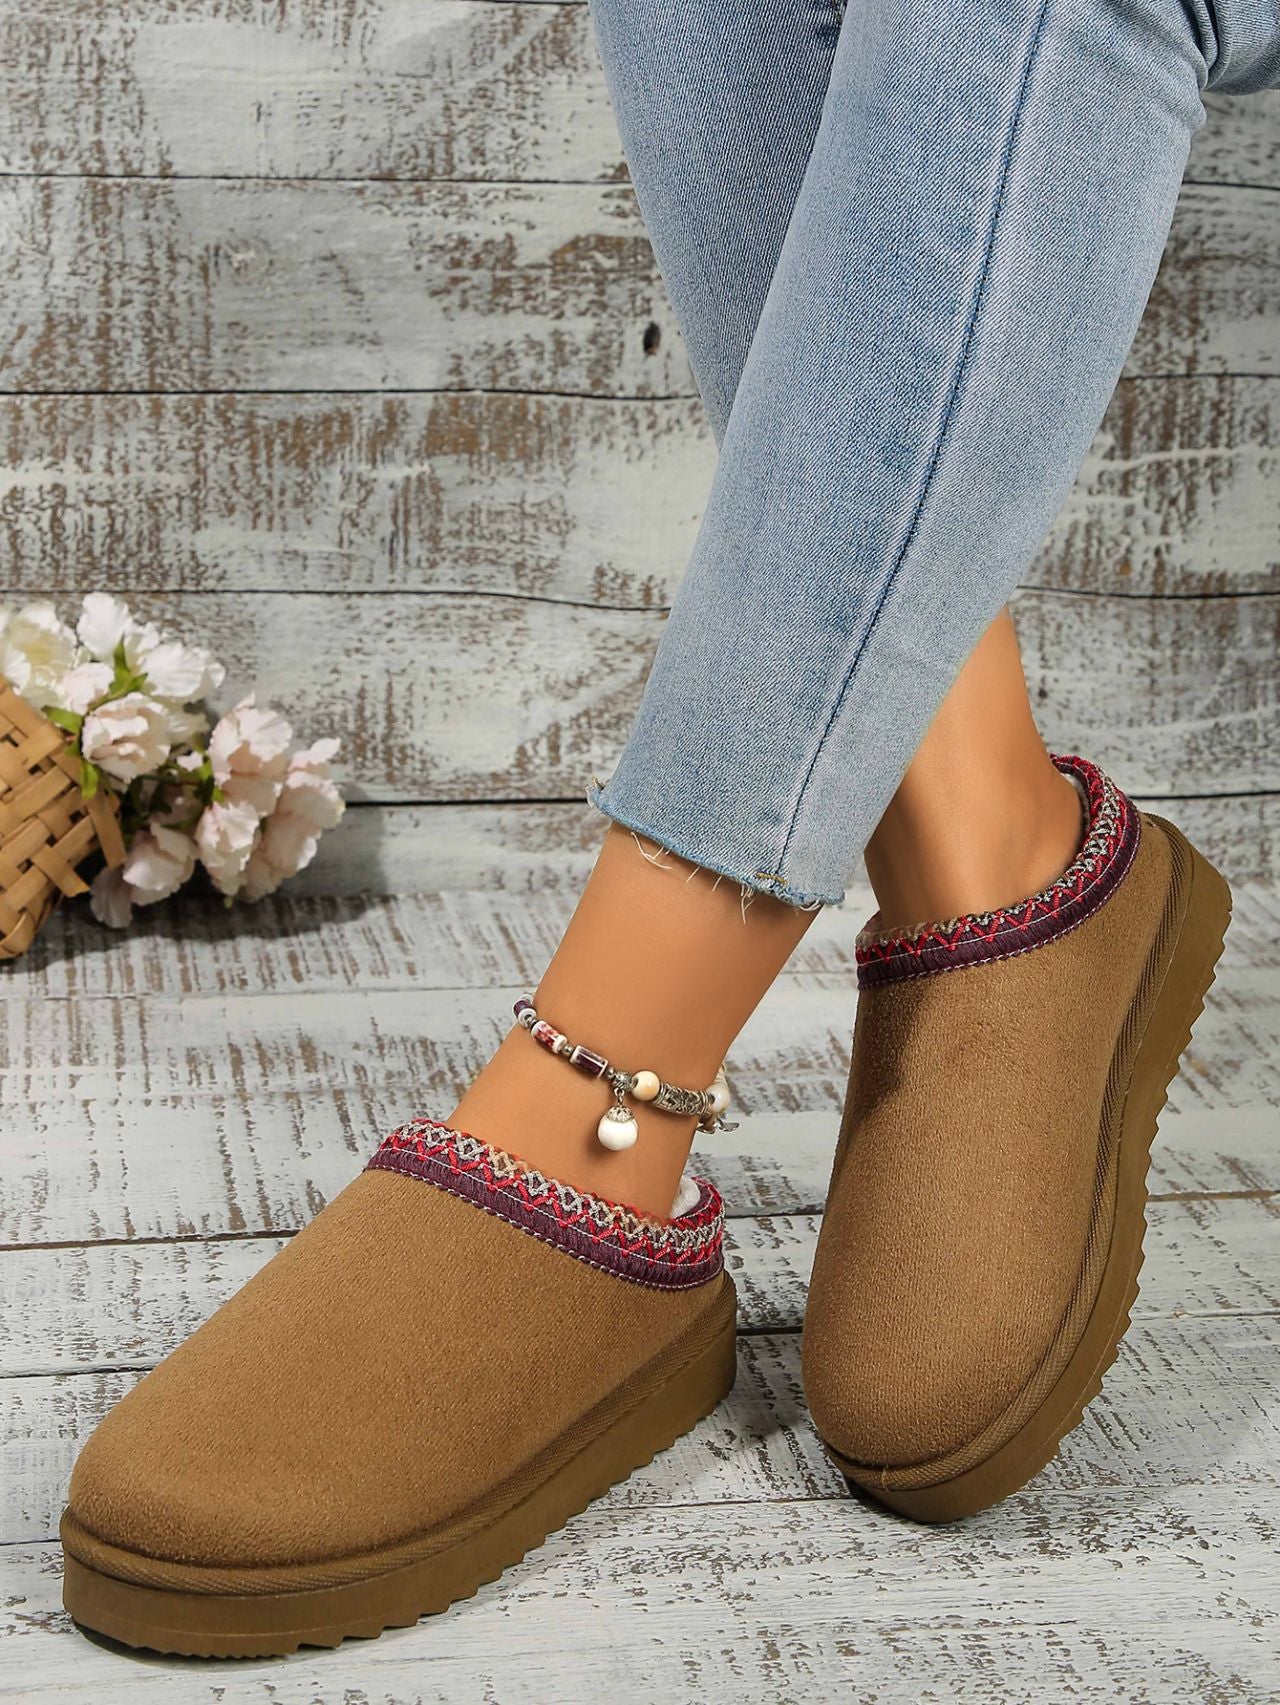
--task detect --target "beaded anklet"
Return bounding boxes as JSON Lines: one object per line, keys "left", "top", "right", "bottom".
{"left": 513, "top": 996, "right": 738, "bottom": 1151}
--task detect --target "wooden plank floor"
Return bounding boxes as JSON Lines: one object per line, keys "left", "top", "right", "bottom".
{"left": 2, "top": 886, "right": 1277, "bottom": 1702}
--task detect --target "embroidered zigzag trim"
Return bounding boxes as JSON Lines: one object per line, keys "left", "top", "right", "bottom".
{"left": 855, "top": 755, "right": 1140, "bottom": 988}
{"left": 366, "top": 1118, "right": 725, "bottom": 1290}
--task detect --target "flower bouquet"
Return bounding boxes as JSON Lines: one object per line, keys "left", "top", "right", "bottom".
{"left": 0, "top": 596, "right": 344, "bottom": 957}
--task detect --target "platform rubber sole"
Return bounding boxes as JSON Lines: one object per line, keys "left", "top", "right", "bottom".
{"left": 62, "top": 1281, "right": 737, "bottom": 1656}
{"left": 827, "top": 817, "right": 1232, "bottom": 1523}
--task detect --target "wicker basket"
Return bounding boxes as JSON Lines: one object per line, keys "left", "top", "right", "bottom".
{"left": 0, "top": 685, "right": 126, "bottom": 960}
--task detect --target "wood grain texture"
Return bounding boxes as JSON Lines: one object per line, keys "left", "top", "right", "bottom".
{"left": 7, "top": 873, "right": 1277, "bottom": 1005}
{"left": 1009, "top": 588, "right": 1277, "bottom": 797}
{"left": 0, "top": 1, "right": 623, "bottom": 184}
{"left": 1141, "top": 182, "right": 1279, "bottom": 377}
{"left": 3, "top": 1196, "right": 1273, "bottom": 1382}
{"left": 284, "top": 789, "right": 1280, "bottom": 895}
{"left": 0, "top": 179, "right": 687, "bottom": 395}
{"left": 0, "top": 6, "right": 1269, "bottom": 190}
{"left": 4, "top": 1312, "right": 1278, "bottom": 1553}
{"left": 2, "top": 1487, "right": 1277, "bottom": 1704}
{"left": 1034, "top": 376, "right": 1279, "bottom": 598}
{"left": 0, "top": 886, "right": 1273, "bottom": 1245}
{"left": 3, "top": 964, "right": 1271, "bottom": 1132}
{"left": 0, "top": 379, "right": 1273, "bottom": 602}
{"left": 0, "top": 178, "right": 1273, "bottom": 394}
{"left": 6, "top": 1063, "right": 1273, "bottom": 1252}
{"left": 0, "top": 587, "right": 1265, "bottom": 802}
{"left": 0, "top": 392, "right": 714, "bottom": 600}
{"left": 1191, "top": 91, "right": 1280, "bottom": 190}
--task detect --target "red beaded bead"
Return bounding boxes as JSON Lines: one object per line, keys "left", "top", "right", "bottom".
{"left": 568, "top": 1043, "right": 608, "bottom": 1079}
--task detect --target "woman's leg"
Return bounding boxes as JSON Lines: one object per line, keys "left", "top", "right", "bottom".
{"left": 451, "top": 0, "right": 849, "bottom": 1216}
{"left": 863, "top": 610, "right": 1082, "bottom": 932}
{"left": 588, "top": 0, "right": 1217, "bottom": 910}
{"left": 584, "top": 0, "right": 839, "bottom": 445}
{"left": 455, "top": 0, "right": 1216, "bottom": 1214}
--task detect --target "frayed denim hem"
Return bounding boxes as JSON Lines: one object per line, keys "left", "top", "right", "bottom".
{"left": 585, "top": 778, "right": 841, "bottom": 913}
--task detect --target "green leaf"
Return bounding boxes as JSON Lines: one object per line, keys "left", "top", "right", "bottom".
{"left": 42, "top": 706, "right": 84, "bottom": 736}
{"left": 107, "top": 638, "right": 150, "bottom": 699}
{"left": 78, "top": 758, "right": 101, "bottom": 801}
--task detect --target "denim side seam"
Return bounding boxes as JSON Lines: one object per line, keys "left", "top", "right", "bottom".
{"left": 766, "top": 0, "right": 1055, "bottom": 894}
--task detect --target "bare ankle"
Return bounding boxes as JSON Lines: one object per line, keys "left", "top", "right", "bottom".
{"left": 866, "top": 764, "right": 1083, "bottom": 934}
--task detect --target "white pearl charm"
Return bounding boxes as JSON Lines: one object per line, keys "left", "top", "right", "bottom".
{"left": 597, "top": 1104, "right": 639, "bottom": 1151}
{"left": 707, "top": 1070, "right": 731, "bottom": 1116}
{"left": 630, "top": 1069, "right": 660, "bottom": 1103}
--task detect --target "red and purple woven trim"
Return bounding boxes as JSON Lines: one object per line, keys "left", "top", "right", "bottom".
{"left": 366, "top": 1118, "right": 724, "bottom": 1290}
{"left": 856, "top": 755, "right": 1140, "bottom": 989}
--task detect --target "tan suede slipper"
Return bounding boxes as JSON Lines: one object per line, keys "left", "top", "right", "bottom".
{"left": 802, "top": 755, "right": 1230, "bottom": 1522}
{"left": 61, "top": 1122, "right": 736, "bottom": 1655}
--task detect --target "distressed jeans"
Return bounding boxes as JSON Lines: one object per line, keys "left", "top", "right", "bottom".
{"left": 585, "top": 0, "right": 1280, "bottom": 906}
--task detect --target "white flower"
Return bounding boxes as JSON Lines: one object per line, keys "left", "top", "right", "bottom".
{"left": 134, "top": 634, "right": 226, "bottom": 702}
{"left": 163, "top": 702, "right": 209, "bottom": 749}
{"left": 208, "top": 695, "right": 293, "bottom": 817}
{"left": 77, "top": 593, "right": 140, "bottom": 663}
{"left": 48, "top": 660, "right": 114, "bottom": 716}
{"left": 122, "top": 823, "right": 198, "bottom": 907}
{"left": 195, "top": 799, "right": 261, "bottom": 898}
{"left": 0, "top": 602, "right": 79, "bottom": 706}
{"left": 81, "top": 692, "right": 171, "bottom": 784}
{"left": 78, "top": 594, "right": 225, "bottom": 702}
{"left": 89, "top": 865, "right": 135, "bottom": 930}
{"left": 243, "top": 738, "right": 345, "bottom": 900}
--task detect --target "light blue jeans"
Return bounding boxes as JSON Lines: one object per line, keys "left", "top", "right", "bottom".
{"left": 586, "top": 0, "right": 1280, "bottom": 907}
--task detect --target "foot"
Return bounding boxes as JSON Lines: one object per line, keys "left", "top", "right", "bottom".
{"left": 802, "top": 755, "right": 1231, "bottom": 1520}
{"left": 61, "top": 1121, "right": 736, "bottom": 1655}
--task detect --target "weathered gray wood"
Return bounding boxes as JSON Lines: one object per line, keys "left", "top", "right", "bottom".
{"left": 2, "top": 966, "right": 1270, "bottom": 1144}
{"left": 1142, "top": 182, "right": 1279, "bottom": 377}
{"left": 1034, "top": 375, "right": 1279, "bottom": 598}
{"left": 1192, "top": 91, "right": 1280, "bottom": 191}
{"left": 6, "top": 1485, "right": 1276, "bottom": 1704}
{"left": 288, "top": 799, "right": 614, "bottom": 895}
{"left": 0, "top": 380, "right": 1273, "bottom": 603}
{"left": 5, "top": 1316, "right": 1279, "bottom": 1554}
{"left": 0, "top": 393, "right": 713, "bottom": 602}
{"left": 3, "top": 1490, "right": 1277, "bottom": 1703}
{"left": 0, "top": 180, "right": 1272, "bottom": 394}
{"left": 0, "top": 879, "right": 1272, "bottom": 1246}
{"left": 296, "top": 789, "right": 1278, "bottom": 897}
{"left": 0, "top": 6, "right": 1268, "bottom": 191}
{"left": 0, "top": 1, "right": 622, "bottom": 184}
{"left": 278, "top": 788, "right": 1279, "bottom": 899}
{"left": 2, "top": 1197, "right": 1272, "bottom": 1390}
{"left": 6, "top": 872, "right": 1277, "bottom": 1008}
{"left": 116, "top": 588, "right": 667, "bottom": 800}
{"left": 1, "top": 964, "right": 1272, "bottom": 1246}
{"left": 1009, "top": 587, "right": 1278, "bottom": 797}
{"left": 1137, "top": 794, "right": 1279, "bottom": 887}
{"left": 1, "top": 1033, "right": 1273, "bottom": 1249}
{"left": 0, "top": 588, "right": 1261, "bottom": 802}
{"left": 0, "top": 179, "right": 687, "bottom": 396}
